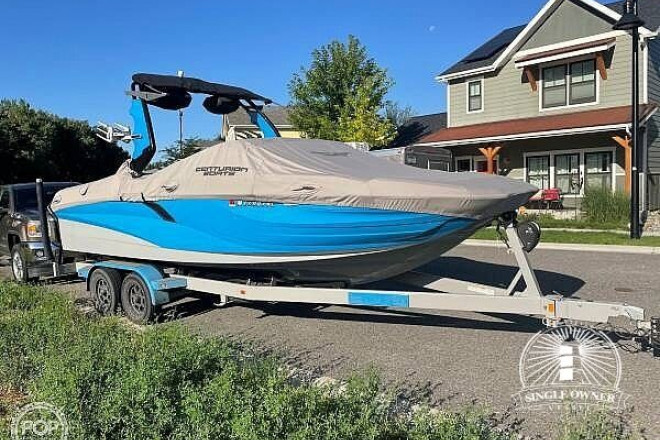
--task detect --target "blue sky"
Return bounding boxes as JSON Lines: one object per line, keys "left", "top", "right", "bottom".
{"left": 1, "top": 0, "right": 551, "bottom": 152}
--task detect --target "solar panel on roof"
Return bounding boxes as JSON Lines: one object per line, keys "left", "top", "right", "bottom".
{"left": 462, "top": 25, "right": 525, "bottom": 63}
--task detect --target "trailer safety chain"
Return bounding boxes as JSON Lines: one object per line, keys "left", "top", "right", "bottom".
{"left": 494, "top": 216, "right": 513, "bottom": 250}
{"left": 495, "top": 224, "right": 510, "bottom": 249}
{"left": 555, "top": 319, "right": 660, "bottom": 356}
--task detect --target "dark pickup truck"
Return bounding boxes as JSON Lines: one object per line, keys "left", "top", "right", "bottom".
{"left": 0, "top": 182, "right": 77, "bottom": 281}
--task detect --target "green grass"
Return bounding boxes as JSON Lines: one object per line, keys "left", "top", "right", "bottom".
{"left": 0, "top": 282, "right": 639, "bottom": 440}
{"left": 519, "top": 213, "right": 627, "bottom": 231}
{"left": 472, "top": 228, "right": 660, "bottom": 247}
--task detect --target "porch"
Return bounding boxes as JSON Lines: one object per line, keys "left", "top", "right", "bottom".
{"left": 446, "top": 133, "right": 626, "bottom": 209}
{"left": 414, "top": 104, "right": 658, "bottom": 210}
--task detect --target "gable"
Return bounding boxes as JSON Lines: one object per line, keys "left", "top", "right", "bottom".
{"left": 521, "top": 0, "right": 616, "bottom": 51}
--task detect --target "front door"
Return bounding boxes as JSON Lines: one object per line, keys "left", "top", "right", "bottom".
{"left": 555, "top": 153, "right": 581, "bottom": 195}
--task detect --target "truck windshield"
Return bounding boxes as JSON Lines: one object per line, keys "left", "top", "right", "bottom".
{"left": 14, "top": 184, "right": 76, "bottom": 212}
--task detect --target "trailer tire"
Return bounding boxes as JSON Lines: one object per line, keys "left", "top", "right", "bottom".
{"left": 120, "top": 273, "right": 154, "bottom": 324}
{"left": 89, "top": 268, "right": 121, "bottom": 315}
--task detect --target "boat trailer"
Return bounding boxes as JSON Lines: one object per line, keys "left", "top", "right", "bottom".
{"left": 67, "top": 225, "right": 660, "bottom": 357}
{"left": 28, "top": 177, "right": 657, "bottom": 356}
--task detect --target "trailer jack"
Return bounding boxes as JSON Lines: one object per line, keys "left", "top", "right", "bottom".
{"left": 651, "top": 317, "right": 660, "bottom": 358}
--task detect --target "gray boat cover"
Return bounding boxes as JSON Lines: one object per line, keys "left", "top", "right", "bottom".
{"left": 52, "top": 138, "right": 537, "bottom": 219}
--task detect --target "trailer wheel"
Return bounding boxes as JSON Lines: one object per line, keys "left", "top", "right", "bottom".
{"left": 120, "top": 273, "right": 154, "bottom": 324}
{"left": 89, "top": 268, "right": 121, "bottom": 315}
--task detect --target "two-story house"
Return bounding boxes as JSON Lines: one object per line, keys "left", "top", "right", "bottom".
{"left": 417, "top": 0, "right": 660, "bottom": 209}
{"left": 221, "top": 106, "right": 302, "bottom": 140}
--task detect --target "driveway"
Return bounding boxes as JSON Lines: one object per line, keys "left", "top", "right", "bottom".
{"left": 2, "top": 245, "right": 659, "bottom": 438}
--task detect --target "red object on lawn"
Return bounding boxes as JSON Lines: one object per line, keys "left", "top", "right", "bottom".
{"left": 540, "top": 188, "right": 562, "bottom": 209}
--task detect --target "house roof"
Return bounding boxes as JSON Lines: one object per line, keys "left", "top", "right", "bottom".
{"left": 440, "top": 25, "right": 526, "bottom": 77}
{"left": 439, "top": 0, "right": 660, "bottom": 79}
{"left": 388, "top": 113, "right": 447, "bottom": 148}
{"left": 225, "top": 105, "right": 292, "bottom": 127}
{"left": 417, "top": 104, "right": 658, "bottom": 146}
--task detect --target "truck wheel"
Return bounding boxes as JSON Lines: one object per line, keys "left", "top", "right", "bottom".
{"left": 89, "top": 268, "right": 121, "bottom": 315}
{"left": 10, "top": 245, "right": 31, "bottom": 283}
{"left": 120, "top": 273, "right": 154, "bottom": 324}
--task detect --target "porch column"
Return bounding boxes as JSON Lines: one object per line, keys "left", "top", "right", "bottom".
{"left": 478, "top": 145, "right": 502, "bottom": 174}
{"left": 613, "top": 135, "right": 631, "bottom": 194}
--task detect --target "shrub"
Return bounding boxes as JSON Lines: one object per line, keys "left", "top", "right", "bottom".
{"left": 557, "top": 410, "right": 637, "bottom": 440}
{"left": 581, "top": 189, "right": 629, "bottom": 227}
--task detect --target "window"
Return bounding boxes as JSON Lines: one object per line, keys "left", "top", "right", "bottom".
{"left": 555, "top": 153, "right": 581, "bottom": 194}
{"left": 13, "top": 184, "right": 75, "bottom": 212}
{"left": 467, "top": 80, "right": 483, "bottom": 112}
{"left": 542, "top": 60, "right": 598, "bottom": 109}
{"left": 570, "top": 60, "right": 596, "bottom": 105}
{"left": 526, "top": 156, "right": 550, "bottom": 189}
{"left": 428, "top": 160, "right": 450, "bottom": 171}
{"left": 584, "top": 151, "right": 612, "bottom": 190}
{"left": 542, "top": 65, "right": 567, "bottom": 108}
{"left": 456, "top": 158, "right": 472, "bottom": 172}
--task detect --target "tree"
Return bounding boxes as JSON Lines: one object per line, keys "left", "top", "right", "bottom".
{"left": 149, "top": 137, "right": 205, "bottom": 170}
{"left": 288, "top": 35, "right": 395, "bottom": 146}
{"left": 0, "top": 100, "right": 128, "bottom": 184}
{"left": 385, "top": 102, "right": 415, "bottom": 129}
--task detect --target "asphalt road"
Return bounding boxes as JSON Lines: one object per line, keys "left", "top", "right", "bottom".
{"left": 2, "top": 245, "right": 660, "bottom": 438}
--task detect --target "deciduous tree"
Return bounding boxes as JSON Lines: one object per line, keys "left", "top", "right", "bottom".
{"left": 0, "top": 100, "right": 128, "bottom": 184}
{"left": 288, "top": 36, "right": 395, "bottom": 146}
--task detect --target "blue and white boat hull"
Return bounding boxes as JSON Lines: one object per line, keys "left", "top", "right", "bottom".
{"left": 55, "top": 200, "right": 482, "bottom": 285}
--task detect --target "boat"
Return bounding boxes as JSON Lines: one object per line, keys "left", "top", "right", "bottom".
{"left": 50, "top": 73, "right": 537, "bottom": 286}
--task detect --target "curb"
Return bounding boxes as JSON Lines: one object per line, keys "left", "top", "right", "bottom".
{"left": 461, "top": 239, "right": 660, "bottom": 255}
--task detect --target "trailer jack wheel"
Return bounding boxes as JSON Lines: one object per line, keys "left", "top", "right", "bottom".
{"left": 89, "top": 268, "right": 121, "bottom": 315}
{"left": 120, "top": 273, "right": 154, "bottom": 324}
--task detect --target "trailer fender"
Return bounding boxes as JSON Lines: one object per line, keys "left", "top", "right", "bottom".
{"left": 78, "top": 261, "right": 186, "bottom": 306}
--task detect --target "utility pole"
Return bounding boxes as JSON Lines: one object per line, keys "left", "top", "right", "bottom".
{"left": 613, "top": 0, "right": 645, "bottom": 239}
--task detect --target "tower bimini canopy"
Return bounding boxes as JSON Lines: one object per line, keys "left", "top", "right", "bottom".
{"left": 116, "top": 73, "right": 279, "bottom": 174}
{"left": 131, "top": 73, "right": 272, "bottom": 114}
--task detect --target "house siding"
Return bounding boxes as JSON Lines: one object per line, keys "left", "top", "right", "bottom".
{"left": 448, "top": 32, "right": 635, "bottom": 128}
{"left": 647, "top": 38, "right": 660, "bottom": 174}
{"left": 521, "top": 0, "right": 614, "bottom": 51}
